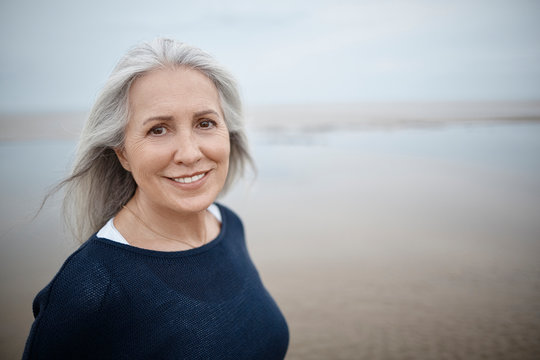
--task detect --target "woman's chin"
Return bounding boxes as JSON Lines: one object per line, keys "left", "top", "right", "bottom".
{"left": 165, "top": 193, "right": 220, "bottom": 215}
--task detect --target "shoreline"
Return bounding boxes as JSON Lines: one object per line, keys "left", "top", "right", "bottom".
{"left": 2, "top": 101, "right": 540, "bottom": 141}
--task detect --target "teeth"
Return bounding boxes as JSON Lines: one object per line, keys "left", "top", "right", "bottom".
{"left": 173, "top": 173, "right": 205, "bottom": 184}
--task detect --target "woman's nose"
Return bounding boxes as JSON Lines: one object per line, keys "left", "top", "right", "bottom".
{"left": 173, "top": 132, "right": 203, "bottom": 165}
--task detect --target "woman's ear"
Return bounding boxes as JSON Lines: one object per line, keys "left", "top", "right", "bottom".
{"left": 114, "top": 147, "right": 131, "bottom": 172}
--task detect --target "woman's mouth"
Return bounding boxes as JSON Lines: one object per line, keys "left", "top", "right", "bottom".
{"left": 171, "top": 172, "right": 207, "bottom": 184}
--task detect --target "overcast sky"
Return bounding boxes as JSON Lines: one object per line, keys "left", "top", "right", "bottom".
{"left": 1, "top": 0, "right": 539, "bottom": 112}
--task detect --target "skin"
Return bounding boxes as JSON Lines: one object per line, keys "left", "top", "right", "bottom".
{"left": 113, "top": 66, "right": 230, "bottom": 251}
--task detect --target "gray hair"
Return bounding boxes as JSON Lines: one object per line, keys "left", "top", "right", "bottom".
{"left": 60, "top": 38, "right": 252, "bottom": 242}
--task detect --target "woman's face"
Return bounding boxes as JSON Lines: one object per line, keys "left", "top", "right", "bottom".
{"left": 116, "top": 67, "right": 230, "bottom": 215}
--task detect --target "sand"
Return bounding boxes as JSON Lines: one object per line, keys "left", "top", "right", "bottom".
{"left": 224, "top": 131, "right": 540, "bottom": 359}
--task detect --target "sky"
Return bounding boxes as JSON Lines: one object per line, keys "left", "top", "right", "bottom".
{"left": 1, "top": 0, "right": 539, "bottom": 112}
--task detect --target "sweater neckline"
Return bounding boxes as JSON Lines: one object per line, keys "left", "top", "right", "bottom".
{"left": 92, "top": 203, "right": 228, "bottom": 258}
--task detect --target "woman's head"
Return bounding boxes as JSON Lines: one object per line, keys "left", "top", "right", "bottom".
{"left": 63, "top": 38, "right": 252, "bottom": 241}
{"left": 116, "top": 66, "right": 231, "bottom": 217}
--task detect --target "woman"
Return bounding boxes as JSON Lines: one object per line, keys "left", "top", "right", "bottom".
{"left": 23, "top": 38, "right": 289, "bottom": 359}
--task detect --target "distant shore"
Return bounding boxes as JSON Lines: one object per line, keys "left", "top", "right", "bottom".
{"left": 2, "top": 101, "right": 540, "bottom": 141}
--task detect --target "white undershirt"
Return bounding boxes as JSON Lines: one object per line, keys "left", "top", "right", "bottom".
{"left": 96, "top": 203, "right": 222, "bottom": 245}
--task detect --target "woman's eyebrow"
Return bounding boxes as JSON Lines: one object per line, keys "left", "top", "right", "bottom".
{"left": 142, "top": 110, "right": 219, "bottom": 125}
{"left": 142, "top": 115, "right": 173, "bottom": 126}
{"left": 193, "top": 109, "right": 219, "bottom": 118}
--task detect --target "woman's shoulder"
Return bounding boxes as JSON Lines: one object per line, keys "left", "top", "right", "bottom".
{"left": 53, "top": 237, "right": 114, "bottom": 282}
{"left": 24, "top": 239, "right": 119, "bottom": 359}
{"left": 32, "top": 239, "right": 114, "bottom": 318}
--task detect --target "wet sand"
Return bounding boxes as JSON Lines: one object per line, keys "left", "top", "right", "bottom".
{"left": 1, "top": 104, "right": 540, "bottom": 359}
{"left": 227, "top": 124, "right": 540, "bottom": 359}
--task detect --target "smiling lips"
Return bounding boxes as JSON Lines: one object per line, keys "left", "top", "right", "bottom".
{"left": 171, "top": 172, "right": 207, "bottom": 184}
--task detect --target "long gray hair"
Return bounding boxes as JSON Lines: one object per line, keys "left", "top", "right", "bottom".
{"left": 59, "top": 38, "right": 252, "bottom": 242}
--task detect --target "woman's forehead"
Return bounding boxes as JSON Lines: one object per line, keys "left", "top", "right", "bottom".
{"left": 128, "top": 67, "right": 221, "bottom": 119}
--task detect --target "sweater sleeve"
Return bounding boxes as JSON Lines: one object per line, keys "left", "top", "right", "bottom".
{"left": 23, "top": 248, "right": 112, "bottom": 360}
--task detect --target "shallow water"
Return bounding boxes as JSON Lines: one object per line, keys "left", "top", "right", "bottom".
{"left": 2, "top": 122, "right": 540, "bottom": 359}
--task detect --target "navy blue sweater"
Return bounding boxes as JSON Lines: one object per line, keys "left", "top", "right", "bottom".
{"left": 23, "top": 204, "right": 289, "bottom": 359}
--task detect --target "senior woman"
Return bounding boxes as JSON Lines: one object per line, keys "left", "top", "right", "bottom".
{"left": 23, "top": 38, "right": 289, "bottom": 359}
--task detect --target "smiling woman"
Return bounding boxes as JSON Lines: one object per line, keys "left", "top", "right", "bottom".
{"left": 22, "top": 38, "right": 289, "bottom": 359}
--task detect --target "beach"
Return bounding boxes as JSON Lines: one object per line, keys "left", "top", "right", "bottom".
{"left": 1, "top": 102, "right": 540, "bottom": 359}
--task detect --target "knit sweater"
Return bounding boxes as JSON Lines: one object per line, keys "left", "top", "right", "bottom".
{"left": 23, "top": 204, "right": 289, "bottom": 359}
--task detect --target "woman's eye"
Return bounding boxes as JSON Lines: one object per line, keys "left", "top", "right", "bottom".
{"left": 149, "top": 126, "right": 167, "bottom": 136}
{"left": 198, "top": 120, "right": 216, "bottom": 129}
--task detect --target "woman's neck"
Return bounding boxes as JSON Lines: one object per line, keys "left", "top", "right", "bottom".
{"left": 114, "top": 192, "right": 219, "bottom": 251}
